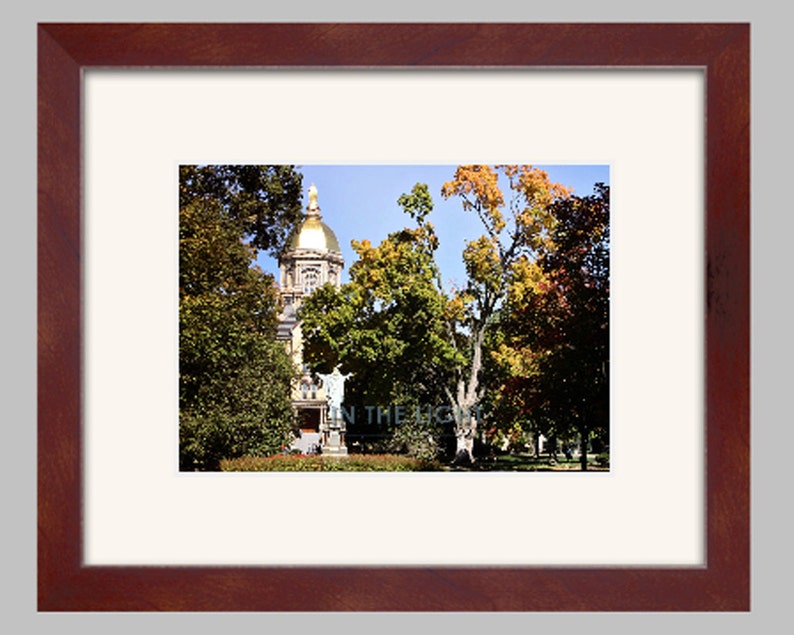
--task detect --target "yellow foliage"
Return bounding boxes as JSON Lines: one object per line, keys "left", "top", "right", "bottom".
{"left": 508, "top": 256, "right": 549, "bottom": 305}
{"left": 463, "top": 235, "right": 502, "bottom": 289}
{"left": 443, "top": 165, "right": 570, "bottom": 251}
{"left": 444, "top": 290, "right": 473, "bottom": 322}
{"left": 442, "top": 165, "right": 504, "bottom": 207}
{"left": 512, "top": 164, "right": 571, "bottom": 207}
{"left": 490, "top": 342, "right": 538, "bottom": 376}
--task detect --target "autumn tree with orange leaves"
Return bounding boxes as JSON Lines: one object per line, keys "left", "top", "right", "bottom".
{"left": 438, "top": 165, "right": 571, "bottom": 462}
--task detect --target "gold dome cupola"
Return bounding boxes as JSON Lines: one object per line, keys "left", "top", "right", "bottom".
{"left": 286, "top": 184, "right": 341, "bottom": 253}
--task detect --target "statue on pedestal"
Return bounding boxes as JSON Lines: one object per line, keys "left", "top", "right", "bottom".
{"left": 318, "top": 367, "right": 352, "bottom": 455}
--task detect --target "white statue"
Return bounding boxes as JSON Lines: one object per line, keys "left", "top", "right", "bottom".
{"left": 318, "top": 366, "right": 352, "bottom": 413}
{"left": 308, "top": 183, "right": 319, "bottom": 210}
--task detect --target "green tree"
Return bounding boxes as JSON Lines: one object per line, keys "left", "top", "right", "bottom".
{"left": 179, "top": 164, "right": 303, "bottom": 256}
{"left": 179, "top": 165, "right": 302, "bottom": 470}
{"left": 299, "top": 184, "right": 454, "bottom": 457}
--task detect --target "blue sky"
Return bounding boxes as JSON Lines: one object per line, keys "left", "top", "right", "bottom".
{"left": 256, "top": 164, "right": 610, "bottom": 290}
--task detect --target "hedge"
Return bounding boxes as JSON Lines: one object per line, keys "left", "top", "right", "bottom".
{"left": 220, "top": 453, "right": 442, "bottom": 472}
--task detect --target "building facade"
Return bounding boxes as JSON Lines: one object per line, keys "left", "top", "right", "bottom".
{"left": 276, "top": 185, "right": 346, "bottom": 454}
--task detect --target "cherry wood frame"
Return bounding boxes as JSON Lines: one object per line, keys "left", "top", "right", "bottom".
{"left": 38, "top": 23, "right": 749, "bottom": 611}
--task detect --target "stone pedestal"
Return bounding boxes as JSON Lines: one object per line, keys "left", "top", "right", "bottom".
{"left": 321, "top": 413, "right": 348, "bottom": 456}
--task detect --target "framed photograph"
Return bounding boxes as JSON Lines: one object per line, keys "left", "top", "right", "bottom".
{"left": 38, "top": 23, "right": 749, "bottom": 610}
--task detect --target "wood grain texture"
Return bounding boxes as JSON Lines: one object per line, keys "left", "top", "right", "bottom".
{"left": 37, "top": 22, "right": 749, "bottom": 611}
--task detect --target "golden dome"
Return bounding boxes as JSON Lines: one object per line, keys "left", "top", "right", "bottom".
{"left": 287, "top": 217, "right": 341, "bottom": 253}
{"left": 286, "top": 184, "right": 341, "bottom": 253}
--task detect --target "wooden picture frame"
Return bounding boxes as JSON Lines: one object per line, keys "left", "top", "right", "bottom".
{"left": 38, "top": 23, "right": 749, "bottom": 611}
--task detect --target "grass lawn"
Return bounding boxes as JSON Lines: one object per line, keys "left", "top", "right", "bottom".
{"left": 446, "top": 452, "right": 609, "bottom": 472}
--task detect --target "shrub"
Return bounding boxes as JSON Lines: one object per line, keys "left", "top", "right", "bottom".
{"left": 387, "top": 418, "right": 442, "bottom": 462}
{"left": 220, "top": 453, "right": 441, "bottom": 472}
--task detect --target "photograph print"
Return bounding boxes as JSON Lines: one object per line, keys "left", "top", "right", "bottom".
{"left": 179, "top": 164, "right": 610, "bottom": 472}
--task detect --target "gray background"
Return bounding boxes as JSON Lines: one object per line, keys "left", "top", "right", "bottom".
{"left": 3, "top": 1, "right": 788, "bottom": 632}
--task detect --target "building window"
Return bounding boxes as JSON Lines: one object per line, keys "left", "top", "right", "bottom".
{"left": 302, "top": 266, "right": 320, "bottom": 294}
{"left": 300, "top": 379, "right": 317, "bottom": 400}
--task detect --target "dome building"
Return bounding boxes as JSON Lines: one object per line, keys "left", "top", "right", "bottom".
{"left": 277, "top": 184, "right": 346, "bottom": 454}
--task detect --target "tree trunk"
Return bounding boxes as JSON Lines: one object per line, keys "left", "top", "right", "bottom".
{"left": 453, "top": 428, "right": 475, "bottom": 464}
{"left": 451, "top": 384, "right": 478, "bottom": 465}
{"left": 446, "top": 324, "right": 485, "bottom": 465}
{"left": 580, "top": 425, "right": 588, "bottom": 471}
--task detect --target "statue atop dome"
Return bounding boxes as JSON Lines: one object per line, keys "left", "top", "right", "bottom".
{"left": 308, "top": 183, "right": 319, "bottom": 209}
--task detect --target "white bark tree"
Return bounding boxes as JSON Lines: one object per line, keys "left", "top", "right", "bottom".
{"left": 439, "top": 165, "right": 570, "bottom": 463}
